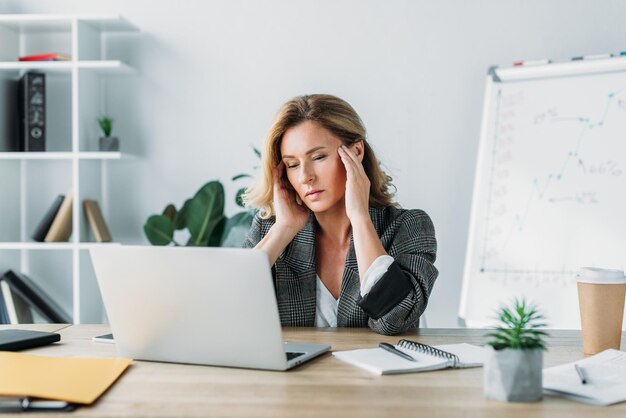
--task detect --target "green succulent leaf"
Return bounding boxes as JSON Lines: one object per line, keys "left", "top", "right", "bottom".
{"left": 485, "top": 298, "right": 548, "bottom": 350}
{"left": 98, "top": 117, "right": 113, "bottom": 137}
{"left": 143, "top": 215, "right": 175, "bottom": 246}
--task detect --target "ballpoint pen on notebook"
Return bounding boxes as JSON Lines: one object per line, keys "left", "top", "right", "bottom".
{"left": 574, "top": 364, "right": 589, "bottom": 384}
{"left": 379, "top": 342, "right": 417, "bottom": 362}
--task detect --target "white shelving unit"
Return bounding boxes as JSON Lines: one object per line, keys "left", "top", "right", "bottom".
{"left": 0, "top": 15, "right": 138, "bottom": 324}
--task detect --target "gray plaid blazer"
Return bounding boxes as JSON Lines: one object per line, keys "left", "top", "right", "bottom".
{"left": 242, "top": 206, "right": 438, "bottom": 335}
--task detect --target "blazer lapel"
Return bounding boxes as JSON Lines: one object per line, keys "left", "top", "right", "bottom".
{"left": 280, "top": 213, "right": 317, "bottom": 326}
{"left": 283, "top": 212, "right": 316, "bottom": 274}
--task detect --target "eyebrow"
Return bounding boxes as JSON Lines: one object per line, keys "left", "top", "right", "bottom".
{"left": 281, "top": 146, "right": 327, "bottom": 159}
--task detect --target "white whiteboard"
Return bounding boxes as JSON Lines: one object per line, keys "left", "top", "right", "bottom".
{"left": 460, "top": 57, "right": 626, "bottom": 328}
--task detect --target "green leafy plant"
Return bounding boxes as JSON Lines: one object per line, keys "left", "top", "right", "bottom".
{"left": 98, "top": 117, "right": 113, "bottom": 137}
{"left": 143, "top": 147, "right": 260, "bottom": 247}
{"left": 485, "top": 299, "right": 548, "bottom": 350}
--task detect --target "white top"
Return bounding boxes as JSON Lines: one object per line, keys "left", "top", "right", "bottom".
{"left": 315, "top": 255, "right": 395, "bottom": 327}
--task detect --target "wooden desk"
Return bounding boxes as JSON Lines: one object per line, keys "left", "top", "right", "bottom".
{"left": 2, "top": 324, "right": 625, "bottom": 417}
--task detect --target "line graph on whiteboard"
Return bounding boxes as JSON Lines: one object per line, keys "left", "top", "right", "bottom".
{"left": 477, "top": 76, "right": 626, "bottom": 290}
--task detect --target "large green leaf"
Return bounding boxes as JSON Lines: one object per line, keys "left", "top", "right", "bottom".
{"left": 143, "top": 215, "right": 175, "bottom": 245}
{"left": 173, "top": 199, "right": 192, "bottom": 230}
{"left": 208, "top": 216, "right": 227, "bottom": 247}
{"left": 220, "top": 211, "right": 255, "bottom": 247}
{"left": 186, "top": 181, "right": 225, "bottom": 246}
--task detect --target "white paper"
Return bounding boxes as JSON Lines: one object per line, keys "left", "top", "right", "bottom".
{"left": 543, "top": 349, "right": 626, "bottom": 405}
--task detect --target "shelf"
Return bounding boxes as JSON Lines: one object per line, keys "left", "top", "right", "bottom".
{"left": 78, "top": 61, "right": 135, "bottom": 75}
{"left": 0, "top": 61, "right": 73, "bottom": 72}
{"left": 0, "top": 152, "right": 122, "bottom": 160}
{"left": 0, "top": 13, "right": 138, "bottom": 325}
{"left": 0, "top": 242, "right": 121, "bottom": 250}
{"left": 0, "top": 14, "right": 137, "bottom": 33}
{"left": 0, "top": 60, "right": 134, "bottom": 75}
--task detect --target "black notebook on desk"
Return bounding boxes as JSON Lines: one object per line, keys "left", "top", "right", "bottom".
{"left": 333, "top": 339, "right": 486, "bottom": 375}
{"left": 0, "top": 329, "right": 60, "bottom": 351}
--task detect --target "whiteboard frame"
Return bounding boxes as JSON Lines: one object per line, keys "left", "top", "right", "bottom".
{"left": 459, "top": 74, "right": 496, "bottom": 327}
{"left": 459, "top": 56, "right": 626, "bottom": 327}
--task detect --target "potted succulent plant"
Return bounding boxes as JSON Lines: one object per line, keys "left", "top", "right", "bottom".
{"left": 98, "top": 116, "right": 119, "bottom": 151}
{"left": 483, "top": 299, "right": 548, "bottom": 402}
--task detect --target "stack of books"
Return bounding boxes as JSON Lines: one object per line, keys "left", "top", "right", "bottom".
{"left": 31, "top": 194, "right": 112, "bottom": 243}
{"left": 32, "top": 192, "right": 73, "bottom": 242}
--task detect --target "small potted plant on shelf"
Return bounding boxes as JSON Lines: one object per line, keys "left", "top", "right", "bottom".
{"left": 98, "top": 116, "right": 119, "bottom": 151}
{"left": 483, "top": 298, "right": 548, "bottom": 402}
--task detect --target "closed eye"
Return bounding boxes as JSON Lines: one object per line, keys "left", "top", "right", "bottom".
{"left": 313, "top": 155, "right": 326, "bottom": 161}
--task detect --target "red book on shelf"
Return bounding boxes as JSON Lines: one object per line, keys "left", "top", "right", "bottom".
{"left": 18, "top": 53, "right": 71, "bottom": 62}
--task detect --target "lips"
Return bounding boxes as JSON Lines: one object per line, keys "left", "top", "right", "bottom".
{"left": 305, "top": 190, "right": 323, "bottom": 199}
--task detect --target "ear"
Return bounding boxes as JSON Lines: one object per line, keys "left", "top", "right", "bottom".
{"left": 351, "top": 140, "right": 365, "bottom": 163}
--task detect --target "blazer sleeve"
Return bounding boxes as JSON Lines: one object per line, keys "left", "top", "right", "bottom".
{"left": 242, "top": 213, "right": 265, "bottom": 249}
{"left": 358, "top": 209, "right": 438, "bottom": 335}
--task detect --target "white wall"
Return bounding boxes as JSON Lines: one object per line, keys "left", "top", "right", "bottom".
{"left": 5, "top": 0, "right": 626, "bottom": 327}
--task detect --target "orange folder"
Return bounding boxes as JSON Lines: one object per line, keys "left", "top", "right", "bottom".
{"left": 0, "top": 352, "right": 131, "bottom": 404}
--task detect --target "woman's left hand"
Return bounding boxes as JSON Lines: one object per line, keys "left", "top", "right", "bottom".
{"left": 338, "top": 144, "right": 371, "bottom": 222}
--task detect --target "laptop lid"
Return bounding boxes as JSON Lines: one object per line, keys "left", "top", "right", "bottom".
{"left": 90, "top": 245, "right": 329, "bottom": 371}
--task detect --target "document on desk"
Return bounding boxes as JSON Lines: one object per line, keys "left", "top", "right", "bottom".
{"left": 333, "top": 341, "right": 485, "bottom": 375}
{"left": 0, "top": 351, "right": 132, "bottom": 404}
{"left": 543, "top": 349, "right": 626, "bottom": 405}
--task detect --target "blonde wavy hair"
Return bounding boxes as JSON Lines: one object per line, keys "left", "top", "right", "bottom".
{"left": 243, "top": 94, "right": 396, "bottom": 219}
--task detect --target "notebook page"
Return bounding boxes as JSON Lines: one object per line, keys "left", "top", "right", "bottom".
{"left": 333, "top": 347, "right": 449, "bottom": 375}
{"left": 543, "top": 349, "right": 626, "bottom": 405}
{"left": 433, "top": 343, "right": 486, "bottom": 367}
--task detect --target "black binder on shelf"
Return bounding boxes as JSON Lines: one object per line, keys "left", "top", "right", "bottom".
{"left": 0, "top": 284, "right": 9, "bottom": 324}
{"left": 0, "top": 270, "right": 71, "bottom": 324}
{"left": 32, "top": 195, "right": 65, "bottom": 242}
{"left": 0, "top": 281, "right": 34, "bottom": 324}
{"left": 17, "top": 71, "right": 46, "bottom": 152}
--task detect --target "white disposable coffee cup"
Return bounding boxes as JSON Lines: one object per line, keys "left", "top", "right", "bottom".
{"left": 576, "top": 267, "right": 626, "bottom": 356}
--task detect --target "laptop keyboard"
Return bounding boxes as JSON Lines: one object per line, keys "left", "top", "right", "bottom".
{"left": 286, "top": 352, "right": 305, "bottom": 361}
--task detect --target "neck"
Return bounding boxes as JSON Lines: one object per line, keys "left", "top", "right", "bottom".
{"left": 314, "top": 207, "right": 352, "bottom": 247}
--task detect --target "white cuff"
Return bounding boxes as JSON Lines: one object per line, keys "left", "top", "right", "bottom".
{"left": 360, "top": 255, "right": 394, "bottom": 297}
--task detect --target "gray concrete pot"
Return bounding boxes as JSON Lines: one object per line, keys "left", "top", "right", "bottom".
{"left": 483, "top": 347, "right": 543, "bottom": 402}
{"left": 99, "top": 136, "right": 119, "bottom": 151}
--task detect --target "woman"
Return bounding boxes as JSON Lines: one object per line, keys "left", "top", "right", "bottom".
{"left": 243, "top": 94, "right": 438, "bottom": 335}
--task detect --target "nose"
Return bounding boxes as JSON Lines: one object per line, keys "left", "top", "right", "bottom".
{"left": 298, "top": 162, "right": 315, "bottom": 185}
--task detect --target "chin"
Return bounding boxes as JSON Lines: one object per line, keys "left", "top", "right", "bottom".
{"left": 305, "top": 199, "right": 343, "bottom": 215}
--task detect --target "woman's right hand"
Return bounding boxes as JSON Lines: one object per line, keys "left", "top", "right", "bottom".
{"left": 272, "top": 162, "right": 309, "bottom": 233}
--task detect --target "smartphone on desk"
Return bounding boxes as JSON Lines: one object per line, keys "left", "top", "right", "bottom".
{"left": 92, "top": 333, "right": 115, "bottom": 344}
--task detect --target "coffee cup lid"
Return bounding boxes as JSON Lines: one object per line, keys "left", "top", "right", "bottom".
{"left": 576, "top": 267, "right": 626, "bottom": 284}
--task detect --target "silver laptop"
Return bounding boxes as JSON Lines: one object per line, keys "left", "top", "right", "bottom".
{"left": 89, "top": 245, "right": 330, "bottom": 371}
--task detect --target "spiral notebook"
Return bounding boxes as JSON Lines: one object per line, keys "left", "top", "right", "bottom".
{"left": 333, "top": 339, "right": 486, "bottom": 375}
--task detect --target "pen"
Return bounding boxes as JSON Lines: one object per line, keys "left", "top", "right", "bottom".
{"left": 0, "top": 397, "right": 30, "bottom": 410}
{"left": 379, "top": 342, "right": 416, "bottom": 362}
{"left": 0, "top": 397, "right": 69, "bottom": 412}
{"left": 574, "top": 364, "right": 588, "bottom": 384}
